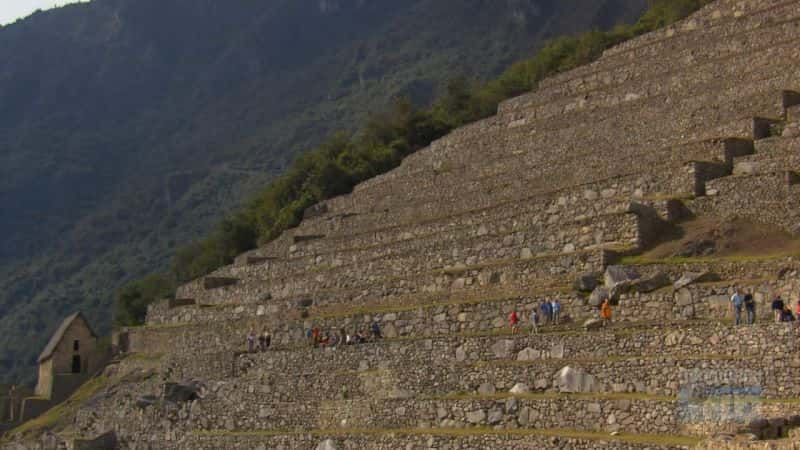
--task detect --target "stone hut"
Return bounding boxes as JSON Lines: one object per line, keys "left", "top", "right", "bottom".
{"left": 34, "top": 312, "right": 98, "bottom": 400}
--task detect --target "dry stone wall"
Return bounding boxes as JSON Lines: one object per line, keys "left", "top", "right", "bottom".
{"left": 19, "top": 1, "right": 800, "bottom": 448}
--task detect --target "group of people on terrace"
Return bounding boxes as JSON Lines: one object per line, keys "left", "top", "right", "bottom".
{"left": 244, "top": 286, "right": 799, "bottom": 353}
{"left": 729, "top": 288, "right": 800, "bottom": 326}
{"left": 244, "top": 321, "right": 384, "bottom": 352}
{"left": 306, "top": 321, "right": 382, "bottom": 348}
{"left": 509, "top": 297, "right": 613, "bottom": 334}
{"left": 245, "top": 328, "right": 272, "bottom": 353}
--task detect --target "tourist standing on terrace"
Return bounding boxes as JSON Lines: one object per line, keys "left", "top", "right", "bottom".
{"left": 509, "top": 309, "right": 519, "bottom": 334}
{"left": 600, "top": 299, "right": 612, "bottom": 327}
{"left": 258, "top": 329, "right": 271, "bottom": 351}
{"left": 772, "top": 296, "right": 786, "bottom": 323}
{"left": 540, "top": 301, "right": 551, "bottom": 326}
{"left": 730, "top": 289, "right": 744, "bottom": 326}
{"left": 530, "top": 309, "right": 539, "bottom": 334}
{"left": 246, "top": 329, "right": 257, "bottom": 353}
{"left": 551, "top": 299, "right": 561, "bottom": 324}
{"left": 371, "top": 321, "right": 383, "bottom": 340}
{"left": 744, "top": 292, "right": 755, "bottom": 326}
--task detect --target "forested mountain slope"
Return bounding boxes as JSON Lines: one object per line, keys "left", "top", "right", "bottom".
{"left": 0, "top": 0, "right": 648, "bottom": 383}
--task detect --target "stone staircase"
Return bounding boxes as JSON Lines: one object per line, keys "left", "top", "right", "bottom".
{"left": 12, "top": 1, "right": 800, "bottom": 449}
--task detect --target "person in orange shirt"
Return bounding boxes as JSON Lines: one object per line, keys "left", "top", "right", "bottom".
{"left": 601, "top": 298, "right": 612, "bottom": 328}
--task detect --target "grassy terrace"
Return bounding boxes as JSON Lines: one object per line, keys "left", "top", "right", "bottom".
{"left": 193, "top": 427, "right": 702, "bottom": 447}
{"left": 1, "top": 375, "right": 111, "bottom": 443}
{"left": 431, "top": 391, "right": 675, "bottom": 403}
{"left": 622, "top": 251, "right": 800, "bottom": 265}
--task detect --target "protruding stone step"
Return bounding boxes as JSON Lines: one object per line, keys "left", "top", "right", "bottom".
{"left": 292, "top": 234, "right": 326, "bottom": 244}
{"left": 689, "top": 161, "right": 731, "bottom": 196}
{"left": 753, "top": 117, "right": 783, "bottom": 140}
{"left": 244, "top": 255, "right": 277, "bottom": 266}
{"left": 781, "top": 89, "right": 800, "bottom": 110}
{"left": 203, "top": 277, "right": 239, "bottom": 290}
{"left": 168, "top": 298, "right": 195, "bottom": 308}
{"left": 150, "top": 427, "right": 703, "bottom": 450}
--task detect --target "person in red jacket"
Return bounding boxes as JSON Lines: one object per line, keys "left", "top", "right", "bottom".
{"left": 509, "top": 309, "right": 519, "bottom": 335}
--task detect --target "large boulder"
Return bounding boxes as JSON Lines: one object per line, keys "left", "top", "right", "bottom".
{"left": 163, "top": 381, "right": 204, "bottom": 403}
{"left": 604, "top": 266, "right": 640, "bottom": 288}
{"left": 554, "top": 366, "right": 596, "bottom": 393}
{"left": 73, "top": 431, "right": 119, "bottom": 450}
{"left": 491, "top": 339, "right": 515, "bottom": 359}
{"left": 516, "top": 347, "right": 541, "bottom": 361}
{"left": 135, "top": 395, "right": 158, "bottom": 409}
{"left": 673, "top": 271, "right": 709, "bottom": 290}
{"left": 509, "top": 383, "right": 530, "bottom": 395}
{"left": 608, "top": 281, "right": 633, "bottom": 302}
{"left": 632, "top": 272, "right": 671, "bottom": 293}
{"left": 583, "top": 318, "right": 603, "bottom": 331}
{"left": 574, "top": 273, "right": 599, "bottom": 292}
{"left": 588, "top": 286, "right": 609, "bottom": 307}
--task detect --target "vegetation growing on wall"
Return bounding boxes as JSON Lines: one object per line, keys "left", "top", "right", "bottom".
{"left": 114, "top": 0, "right": 712, "bottom": 326}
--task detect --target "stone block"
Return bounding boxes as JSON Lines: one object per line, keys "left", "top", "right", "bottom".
{"left": 487, "top": 408, "right": 503, "bottom": 424}
{"left": 466, "top": 409, "right": 486, "bottom": 424}
{"left": 589, "top": 287, "right": 609, "bottom": 307}
{"left": 583, "top": 318, "right": 602, "bottom": 331}
{"left": 549, "top": 343, "right": 565, "bottom": 359}
{"left": 632, "top": 272, "right": 670, "bottom": 293}
{"left": 491, "top": 339, "right": 515, "bottom": 359}
{"left": 554, "top": 366, "right": 596, "bottom": 393}
{"left": 509, "top": 383, "right": 530, "bottom": 395}
{"left": 604, "top": 266, "right": 640, "bottom": 288}
{"left": 516, "top": 347, "right": 541, "bottom": 361}
{"left": 455, "top": 346, "right": 467, "bottom": 362}
{"left": 574, "top": 273, "right": 599, "bottom": 292}
{"left": 316, "top": 439, "right": 339, "bottom": 450}
{"left": 478, "top": 383, "right": 496, "bottom": 396}
{"left": 673, "top": 271, "right": 709, "bottom": 290}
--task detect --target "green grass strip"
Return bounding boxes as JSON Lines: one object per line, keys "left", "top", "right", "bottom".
{"left": 194, "top": 426, "right": 701, "bottom": 446}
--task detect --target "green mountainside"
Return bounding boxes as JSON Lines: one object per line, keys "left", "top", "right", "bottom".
{"left": 0, "top": 0, "right": 650, "bottom": 383}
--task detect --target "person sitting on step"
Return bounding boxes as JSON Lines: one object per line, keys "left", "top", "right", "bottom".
{"left": 781, "top": 306, "right": 795, "bottom": 322}
{"left": 319, "top": 331, "right": 330, "bottom": 347}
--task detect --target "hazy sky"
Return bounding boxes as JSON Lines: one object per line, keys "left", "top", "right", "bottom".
{"left": 0, "top": 0, "right": 88, "bottom": 26}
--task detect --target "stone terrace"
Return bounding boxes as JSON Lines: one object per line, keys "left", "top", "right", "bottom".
{"left": 20, "top": 1, "right": 800, "bottom": 449}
